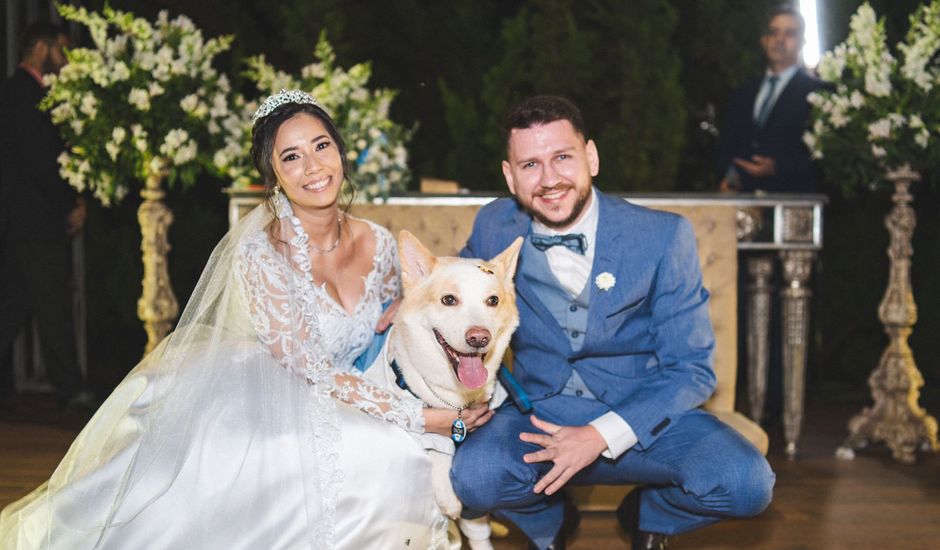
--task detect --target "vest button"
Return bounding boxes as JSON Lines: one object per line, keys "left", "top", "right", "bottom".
{"left": 575, "top": 390, "right": 584, "bottom": 397}
{"left": 569, "top": 305, "right": 578, "bottom": 312}
{"left": 571, "top": 331, "right": 580, "bottom": 338}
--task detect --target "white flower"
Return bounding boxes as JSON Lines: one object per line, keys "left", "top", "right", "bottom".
{"left": 871, "top": 144, "right": 887, "bottom": 158}
{"left": 128, "top": 88, "right": 151, "bottom": 111}
{"left": 829, "top": 108, "right": 850, "bottom": 129}
{"left": 868, "top": 118, "right": 892, "bottom": 140}
{"left": 172, "top": 140, "right": 198, "bottom": 165}
{"left": 180, "top": 93, "right": 199, "bottom": 113}
{"left": 148, "top": 156, "right": 167, "bottom": 176}
{"left": 849, "top": 90, "right": 865, "bottom": 109}
{"left": 111, "top": 61, "right": 131, "bottom": 81}
{"left": 79, "top": 94, "right": 97, "bottom": 119}
{"left": 915, "top": 129, "right": 930, "bottom": 148}
{"left": 595, "top": 272, "right": 616, "bottom": 291}
{"left": 112, "top": 127, "right": 127, "bottom": 143}
{"left": 864, "top": 73, "right": 892, "bottom": 97}
{"left": 105, "top": 141, "right": 121, "bottom": 161}
{"left": 802, "top": 131, "right": 817, "bottom": 151}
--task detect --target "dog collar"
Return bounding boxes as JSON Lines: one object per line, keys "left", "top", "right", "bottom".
{"left": 389, "top": 359, "right": 420, "bottom": 399}
{"left": 389, "top": 359, "right": 470, "bottom": 444}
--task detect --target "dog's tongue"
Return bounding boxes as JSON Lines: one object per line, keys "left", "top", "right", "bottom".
{"left": 457, "top": 354, "right": 487, "bottom": 389}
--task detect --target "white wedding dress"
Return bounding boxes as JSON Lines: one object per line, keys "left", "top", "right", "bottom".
{"left": 0, "top": 197, "right": 448, "bottom": 549}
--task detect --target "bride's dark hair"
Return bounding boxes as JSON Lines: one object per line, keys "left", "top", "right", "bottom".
{"left": 250, "top": 102, "right": 357, "bottom": 216}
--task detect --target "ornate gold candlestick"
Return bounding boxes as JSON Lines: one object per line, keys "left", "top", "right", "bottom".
{"left": 837, "top": 165, "right": 938, "bottom": 463}
{"left": 136, "top": 169, "right": 179, "bottom": 355}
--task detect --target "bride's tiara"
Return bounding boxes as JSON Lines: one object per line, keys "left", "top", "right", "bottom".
{"left": 252, "top": 89, "right": 318, "bottom": 125}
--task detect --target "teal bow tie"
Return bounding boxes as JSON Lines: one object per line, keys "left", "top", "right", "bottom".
{"left": 530, "top": 232, "right": 587, "bottom": 255}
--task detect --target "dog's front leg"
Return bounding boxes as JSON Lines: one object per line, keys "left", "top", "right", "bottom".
{"left": 428, "top": 451, "right": 462, "bottom": 519}
{"left": 458, "top": 515, "right": 494, "bottom": 550}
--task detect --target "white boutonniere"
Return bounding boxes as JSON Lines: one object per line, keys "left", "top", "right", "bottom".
{"left": 595, "top": 272, "right": 616, "bottom": 291}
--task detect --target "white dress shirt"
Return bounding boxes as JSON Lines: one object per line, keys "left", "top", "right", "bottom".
{"left": 532, "top": 188, "right": 638, "bottom": 459}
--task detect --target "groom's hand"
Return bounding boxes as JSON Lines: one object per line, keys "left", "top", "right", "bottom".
{"left": 520, "top": 415, "right": 607, "bottom": 496}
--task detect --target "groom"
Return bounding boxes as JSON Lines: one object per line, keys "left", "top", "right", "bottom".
{"left": 451, "top": 96, "right": 774, "bottom": 550}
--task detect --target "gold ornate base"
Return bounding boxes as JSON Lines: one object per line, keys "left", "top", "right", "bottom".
{"left": 840, "top": 342, "right": 939, "bottom": 463}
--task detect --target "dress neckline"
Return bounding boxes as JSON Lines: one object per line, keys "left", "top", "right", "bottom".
{"left": 307, "top": 218, "right": 384, "bottom": 318}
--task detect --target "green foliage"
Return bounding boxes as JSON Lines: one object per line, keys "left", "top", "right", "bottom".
{"left": 440, "top": 0, "right": 686, "bottom": 191}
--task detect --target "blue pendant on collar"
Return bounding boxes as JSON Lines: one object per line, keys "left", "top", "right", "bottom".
{"left": 451, "top": 413, "right": 467, "bottom": 443}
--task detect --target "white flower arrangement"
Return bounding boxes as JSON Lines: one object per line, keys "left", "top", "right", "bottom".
{"left": 595, "top": 272, "right": 616, "bottom": 291}
{"left": 41, "top": 5, "right": 239, "bottom": 205}
{"left": 218, "top": 34, "right": 412, "bottom": 200}
{"left": 803, "top": 1, "right": 940, "bottom": 191}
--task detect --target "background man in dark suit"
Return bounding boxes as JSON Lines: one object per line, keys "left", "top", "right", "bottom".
{"left": 718, "top": 4, "right": 827, "bottom": 193}
{"left": 0, "top": 22, "right": 92, "bottom": 410}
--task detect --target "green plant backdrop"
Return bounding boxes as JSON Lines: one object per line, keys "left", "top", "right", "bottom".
{"left": 32, "top": 0, "right": 937, "bottom": 406}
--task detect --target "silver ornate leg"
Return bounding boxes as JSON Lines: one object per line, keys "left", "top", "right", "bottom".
{"left": 779, "top": 250, "right": 814, "bottom": 459}
{"left": 746, "top": 255, "right": 774, "bottom": 425}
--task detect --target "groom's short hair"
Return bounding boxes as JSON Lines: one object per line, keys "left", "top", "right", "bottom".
{"left": 503, "top": 95, "right": 588, "bottom": 149}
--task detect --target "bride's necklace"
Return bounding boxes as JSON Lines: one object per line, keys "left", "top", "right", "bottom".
{"left": 310, "top": 214, "right": 344, "bottom": 255}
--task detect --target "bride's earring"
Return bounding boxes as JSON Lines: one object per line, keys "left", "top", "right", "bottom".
{"left": 273, "top": 184, "right": 281, "bottom": 197}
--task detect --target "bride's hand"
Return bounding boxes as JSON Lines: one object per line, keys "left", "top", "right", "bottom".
{"left": 374, "top": 298, "right": 401, "bottom": 333}
{"left": 422, "top": 403, "right": 494, "bottom": 436}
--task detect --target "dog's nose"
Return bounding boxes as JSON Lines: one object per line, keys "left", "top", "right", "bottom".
{"left": 465, "top": 327, "right": 491, "bottom": 348}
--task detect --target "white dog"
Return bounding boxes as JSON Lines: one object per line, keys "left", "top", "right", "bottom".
{"left": 364, "top": 231, "right": 523, "bottom": 550}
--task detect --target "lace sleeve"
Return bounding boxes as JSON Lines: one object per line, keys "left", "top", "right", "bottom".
{"left": 236, "top": 234, "right": 424, "bottom": 433}
{"left": 373, "top": 223, "right": 401, "bottom": 305}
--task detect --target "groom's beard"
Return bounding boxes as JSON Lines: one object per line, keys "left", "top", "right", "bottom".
{"left": 522, "top": 184, "right": 591, "bottom": 230}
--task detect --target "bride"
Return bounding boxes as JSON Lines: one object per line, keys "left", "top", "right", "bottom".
{"left": 0, "top": 89, "right": 492, "bottom": 549}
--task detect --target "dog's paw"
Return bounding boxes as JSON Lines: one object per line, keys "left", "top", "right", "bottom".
{"left": 435, "top": 490, "right": 463, "bottom": 520}
{"left": 466, "top": 539, "right": 494, "bottom": 550}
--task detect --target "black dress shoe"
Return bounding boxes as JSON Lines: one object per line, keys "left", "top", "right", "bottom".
{"left": 617, "top": 490, "right": 671, "bottom": 550}
{"left": 526, "top": 491, "right": 581, "bottom": 550}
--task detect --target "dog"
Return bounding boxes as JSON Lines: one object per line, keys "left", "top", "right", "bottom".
{"left": 363, "top": 230, "right": 523, "bottom": 550}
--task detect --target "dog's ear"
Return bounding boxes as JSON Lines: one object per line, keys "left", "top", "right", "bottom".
{"left": 490, "top": 237, "right": 523, "bottom": 286}
{"left": 398, "top": 230, "right": 438, "bottom": 289}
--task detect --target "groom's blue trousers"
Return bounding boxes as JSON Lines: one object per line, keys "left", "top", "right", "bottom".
{"left": 451, "top": 395, "right": 774, "bottom": 550}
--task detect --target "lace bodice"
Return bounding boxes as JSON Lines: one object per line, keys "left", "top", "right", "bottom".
{"left": 235, "top": 215, "right": 425, "bottom": 433}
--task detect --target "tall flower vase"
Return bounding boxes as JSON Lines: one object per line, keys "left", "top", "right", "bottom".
{"left": 136, "top": 171, "right": 179, "bottom": 356}
{"left": 837, "top": 165, "right": 939, "bottom": 463}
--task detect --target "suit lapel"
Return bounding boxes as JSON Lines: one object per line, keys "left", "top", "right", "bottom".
{"left": 583, "top": 193, "right": 626, "bottom": 349}
{"left": 762, "top": 69, "right": 807, "bottom": 129}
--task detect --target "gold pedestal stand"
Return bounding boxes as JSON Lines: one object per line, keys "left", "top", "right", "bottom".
{"left": 136, "top": 171, "right": 179, "bottom": 356}
{"left": 837, "top": 165, "right": 939, "bottom": 463}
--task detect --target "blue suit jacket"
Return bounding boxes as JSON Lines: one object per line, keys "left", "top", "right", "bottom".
{"left": 461, "top": 191, "right": 716, "bottom": 449}
{"left": 718, "top": 68, "right": 829, "bottom": 193}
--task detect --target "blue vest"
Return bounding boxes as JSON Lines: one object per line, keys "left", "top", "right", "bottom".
{"left": 520, "top": 235, "right": 598, "bottom": 400}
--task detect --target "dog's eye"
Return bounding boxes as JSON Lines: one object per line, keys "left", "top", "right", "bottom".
{"left": 441, "top": 294, "right": 459, "bottom": 306}
{"left": 485, "top": 295, "right": 499, "bottom": 307}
